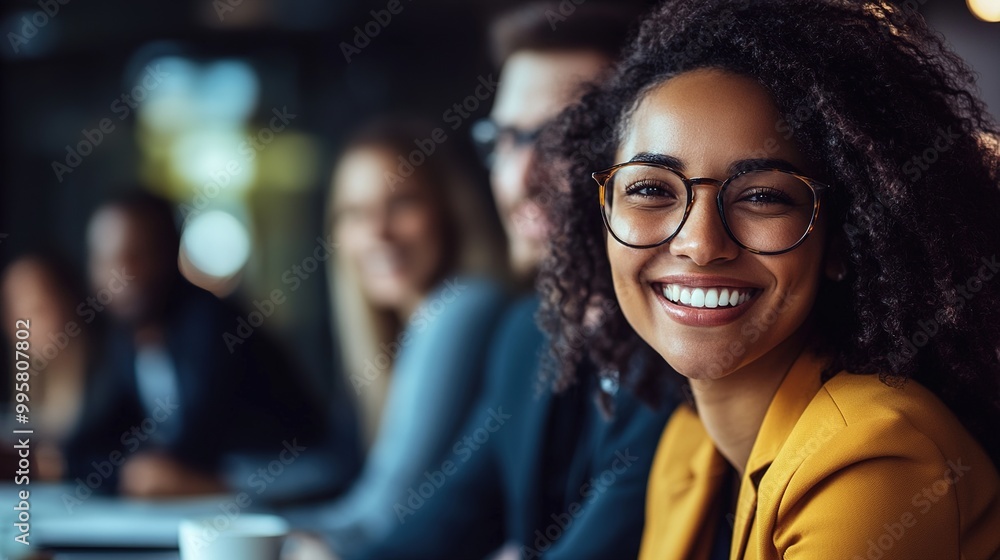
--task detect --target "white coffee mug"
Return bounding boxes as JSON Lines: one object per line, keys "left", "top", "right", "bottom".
{"left": 179, "top": 513, "right": 289, "bottom": 560}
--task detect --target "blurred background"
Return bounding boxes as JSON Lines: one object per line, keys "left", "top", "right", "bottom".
{"left": 0, "top": 0, "right": 997, "bottom": 393}
{"left": 0, "top": 0, "right": 997, "bottom": 556}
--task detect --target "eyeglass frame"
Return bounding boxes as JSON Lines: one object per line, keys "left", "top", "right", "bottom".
{"left": 470, "top": 118, "right": 544, "bottom": 168}
{"left": 592, "top": 161, "right": 831, "bottom": 255}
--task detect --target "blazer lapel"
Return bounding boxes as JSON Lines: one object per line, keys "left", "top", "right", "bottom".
{"left": 682, "top": 439, "right": 730, "bottom": 559}
{"left": 731, "top": 347, "right": 829, "bottom": 559}
{"left": 730, "top": 471, "right": 759, "bottom": 559}
{"left": 642, "top": 406, "right": 728, "bottom": 560}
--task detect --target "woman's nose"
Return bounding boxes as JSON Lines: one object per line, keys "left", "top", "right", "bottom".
{"left": 667, "top": 185, "right": 740, "bottom": 266}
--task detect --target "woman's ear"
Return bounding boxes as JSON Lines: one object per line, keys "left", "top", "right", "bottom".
{"left": 824, "top": 231, "right": 848, "bottom": 282}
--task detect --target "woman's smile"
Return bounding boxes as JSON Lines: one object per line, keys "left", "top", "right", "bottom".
{"left": 649, "top": 274, "right": 762, "bottom": 327}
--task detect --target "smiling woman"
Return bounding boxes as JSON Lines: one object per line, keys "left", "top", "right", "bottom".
{"left": 328, "top": 118, "right": 506, "bottom": 445}
{"left": 538, "top": 0, "right": 1000, "bottom": 558}
{"left": 302, "top": 117, "right": 509, "bottom": 557}
{"left": 602, "top": 70, "right": 831, "bottom": 389}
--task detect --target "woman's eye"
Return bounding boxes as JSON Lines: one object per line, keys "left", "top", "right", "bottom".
{"left": 624, "top": 181, "right": 674, "bottom": 198}
{"left": 738, "top": 188, "right": 794, "bottom": 205}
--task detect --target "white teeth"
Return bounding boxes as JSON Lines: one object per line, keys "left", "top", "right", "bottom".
{"left": 704, "top": 289, "right": 719, "bottom": 308}
{"left": 690, "top": 288, "right": 705, "bottom": 307}
{"left": 659, "top": 284, "right": 755, "bottom": 308}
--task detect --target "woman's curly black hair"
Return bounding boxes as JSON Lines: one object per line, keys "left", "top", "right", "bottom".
{"left": 536, "top": 0, "right": 1000, "bottom": 463}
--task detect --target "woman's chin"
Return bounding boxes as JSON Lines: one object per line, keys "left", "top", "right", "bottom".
{"left": 673, "top": 367, "right": 732, "bottom": 383}
{"left": 657, "top": 351, "right": 738, "bottom": 382}
{"left": 364, "top": 286, "right": 415, "bottom": 312}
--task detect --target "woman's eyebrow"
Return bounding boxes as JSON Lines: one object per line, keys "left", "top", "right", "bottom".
{"left": 727, "top": 158, "right": 804, "bottom": 175}
{"left": 627, "top": 152, "right": 685, "bottom": 169}
{"left": 623, "top": 154, "right": 806, "bottom": 176}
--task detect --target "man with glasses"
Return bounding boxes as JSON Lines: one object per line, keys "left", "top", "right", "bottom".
{"left": 345, "top": 3, "right": 675, "bottom": 559}
{"left": 469, "top": 35, "right": 612, "bottom": 280}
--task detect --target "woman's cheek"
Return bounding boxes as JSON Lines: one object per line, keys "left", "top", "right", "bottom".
{"left": 397, "top": 211, "right": 434, "bottom": 241}
{"left": 607, "top": 244, "right": 648, "bottom": 329}
{"left": 336, "top": 223, "right": 365, "bottom": 259}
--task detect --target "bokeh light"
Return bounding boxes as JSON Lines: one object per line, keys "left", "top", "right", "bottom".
{"left": 180, "top": 210, "right": 252, "bottom": 278}
{"left": 968, "top": 0, "right": 1000, "bottom": 22}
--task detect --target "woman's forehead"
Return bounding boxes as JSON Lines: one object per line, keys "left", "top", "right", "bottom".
{"left": 616, "top": 69, "right": 813, "bottom": 175}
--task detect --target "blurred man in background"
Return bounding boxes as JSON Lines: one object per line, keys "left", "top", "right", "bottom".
{"left": 65, "top": 191, "right": 360, "bottom": 501}
{"left": 478, "top": 5, "right": 622, "bottom": 282}
{"left": 339, "top": 3, "right": 676, "bottom": 559}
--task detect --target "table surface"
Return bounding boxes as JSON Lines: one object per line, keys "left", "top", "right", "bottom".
{"left": 54, "top": 554, "right": 179, "bottom": 560}
{"left": 0, "top": 483, "right": 272, "bottom": 557}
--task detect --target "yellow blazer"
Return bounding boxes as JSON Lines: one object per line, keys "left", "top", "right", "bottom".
{"left": 639, "top": 348, "right": 1000, "bottom": 560}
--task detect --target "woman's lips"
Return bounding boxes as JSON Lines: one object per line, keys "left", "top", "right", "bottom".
{"left": 652, "top": 281, "right": 760, "bottom": 327}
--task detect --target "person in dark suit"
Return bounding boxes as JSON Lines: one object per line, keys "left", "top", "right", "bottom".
{"left": 347, "top": 295, "right": 675, "bottom": 560}
{"left": 295, "top": 4, "right": 675, "bottom": 559}
{"left": 64, "top": 192, "right": 360, "bottom": 500}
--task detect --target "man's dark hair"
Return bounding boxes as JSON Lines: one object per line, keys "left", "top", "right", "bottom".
{"left": 488, "top": 2, "right": 645, "bottom": 67}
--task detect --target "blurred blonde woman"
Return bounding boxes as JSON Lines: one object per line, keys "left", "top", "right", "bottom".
{"left": 287, "top": 117, "right": 508, "bottom": 556}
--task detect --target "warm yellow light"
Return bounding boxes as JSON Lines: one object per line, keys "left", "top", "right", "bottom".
{"left": 968, "top": 0, "right": 1000, "bottom": 22}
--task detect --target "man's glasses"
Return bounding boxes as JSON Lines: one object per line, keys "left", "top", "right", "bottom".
{"left": 471, "top": 118, "right": 543, "bottom": 168}
{"left": 592, "top": 162, "right": 829, "bottom": 255}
